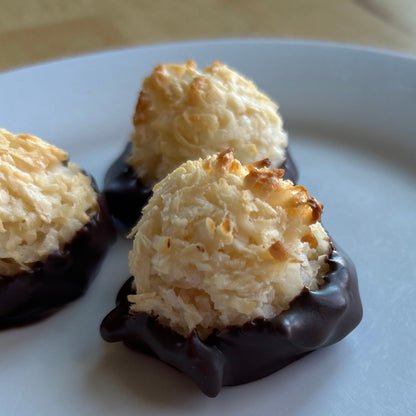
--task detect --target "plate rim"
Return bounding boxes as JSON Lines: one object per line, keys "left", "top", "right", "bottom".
{"left": 1, "top": 37, "right": 416, "bottom": 77}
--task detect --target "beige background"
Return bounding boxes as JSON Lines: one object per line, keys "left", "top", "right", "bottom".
{"left": 0, "top": 0, "right": 416, "bottom": 72}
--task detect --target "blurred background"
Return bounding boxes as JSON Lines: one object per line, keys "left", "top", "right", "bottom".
{"left": 1, "top": 0, "right": 415, "bottom": 72}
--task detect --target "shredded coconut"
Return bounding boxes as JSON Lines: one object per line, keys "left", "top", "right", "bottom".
{"left": 0, "top": 128, "right": 98, "bottom": 276}
{"left": 128, "top": 150, "right": 331, "bottom": 338}
{"left": 128, "top": 60, "right": 288, "bottom": 185}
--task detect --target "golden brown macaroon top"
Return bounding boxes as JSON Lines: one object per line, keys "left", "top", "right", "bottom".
{"left": 0, "top": 128, "right": 98, "bottom": 276}
{"left": 128, "top": 150, "right": 331, "bottom": 338}
{"left": 128, "top": 60, "right": 288, "bottom": 185}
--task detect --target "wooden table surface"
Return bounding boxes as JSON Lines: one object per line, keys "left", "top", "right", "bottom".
{"left": 1, "top": 0, "right": 416, "bottom": 73}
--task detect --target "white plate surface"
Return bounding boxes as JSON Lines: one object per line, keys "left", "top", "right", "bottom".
{"left": 0, "top": 39, "right": 415, "bottom": 416}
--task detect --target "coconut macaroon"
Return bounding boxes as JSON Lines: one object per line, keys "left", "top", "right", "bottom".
{"left": 127, "top": 149, "right": 330, "bottom": 338}
{"left": 129, "top": 60, "right": 289, "bottom": 185}
{"left": 104, "top": 60, "right": 297, "bottom": 229}
{"left": 101, "top": 149, "right": 362, "bottom": 397}
{"left": 0, "top": 128, "right": 115, "bottom": 328}
{"left": 0, "top": 129, "right": 97, "bottom": 275}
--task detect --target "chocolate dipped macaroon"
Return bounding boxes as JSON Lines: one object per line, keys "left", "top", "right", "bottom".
{"left": 0, "top": 128, "right": 116, "bottom": 329}
{"left": 101, "top": 149, "right": 362, "bottom": 397}
{"left": 104, "top": 60, "right": 298, "bottom": 229}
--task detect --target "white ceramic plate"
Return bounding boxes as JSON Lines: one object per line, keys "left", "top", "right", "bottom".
{"left": 0, "top": 39, "right": 415, "bottom": 416}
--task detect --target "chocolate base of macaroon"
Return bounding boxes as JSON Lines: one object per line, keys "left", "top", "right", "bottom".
{"left": 0, "top": 192, "right": 116, "bottom": 329}
{"left": 100, "top": 244, "right": 363, "bottom": 397}
{"left": 103, "top": 143, "right": 299, "bottom": 230}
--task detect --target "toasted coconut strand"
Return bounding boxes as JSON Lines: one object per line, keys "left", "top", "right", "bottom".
{"left": 269, "top": 241, "right": 289, "bottom": 262}
{"left": 247, "top": 158, "right": 272, "bottom": 171}
{"left": 301, "top": 233, "right": 319, "bottom": 249}
{"left": 217, "top": 148, "right": 234, "bottom": 172}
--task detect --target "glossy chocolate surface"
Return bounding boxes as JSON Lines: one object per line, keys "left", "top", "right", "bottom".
{"left": 104, "top": 143, "right": 298, "bottom": 229}
{"left": 100, "top": 244, "right": 363, "bottom": 397}
{"left": 0, "top": 192, "right": 116, "bottom": 329}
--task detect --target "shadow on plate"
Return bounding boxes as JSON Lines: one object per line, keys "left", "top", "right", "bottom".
{"left": 86, "top": 337, "right": 354, "bottom": 412}
{"left": 87, "top": 343, "right": 204, "bottom": 410}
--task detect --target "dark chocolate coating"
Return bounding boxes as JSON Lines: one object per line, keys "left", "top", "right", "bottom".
{"left": 0, "top": 191, "right": 116, "bottom": 329}
{"left": 103, "top": 143, "right": 298, "bottom": 230}
{"left": 100, "top": 244, "right": 362, "bottom": 397}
